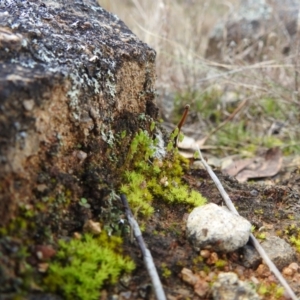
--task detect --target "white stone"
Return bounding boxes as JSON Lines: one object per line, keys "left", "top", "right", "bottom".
{"left": 212, "top": 272, "right": 260, "bottom": 300}
{"left": 186, "top": 203, "right": 251, "bottom": 252}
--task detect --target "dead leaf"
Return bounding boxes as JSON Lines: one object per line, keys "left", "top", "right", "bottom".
{"left": 223, "top": 158, "right": 256, "bottom": 177}
{"left": 178, "top": 136, "right": 197, "bottom": 150}
{"left": 178, "top": 136, "right": 207, "bottom": 154}
{"left": 223, "top": 148, "right": 282, "bottom": 183}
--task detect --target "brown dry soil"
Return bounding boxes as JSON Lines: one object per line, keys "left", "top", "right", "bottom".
{"left": 104, "top": 167, "right": 300, "bottom": 300}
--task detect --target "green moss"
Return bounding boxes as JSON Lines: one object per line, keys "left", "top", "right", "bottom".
{"left": 274, "top": 286, "right": 285, "bottom": 299}
{"left": 160, "top": 263, "right": 172, "bottom": 278}
{"left": 290, "top": 235, "right": 300, "bottom": 252}
{"left": 283, "top": 224, "right": 300, "bottom": 253}
{"left": 192, "top": 255, "right": 204, "bottom": 265}
{"left": 214, "top": 259, "right": 227, "bottom": 269}
{"left": 257, "top": 282, "right": 285, "bottom": 299}
{"left": 256, "top": 232, "right": 267, "bottom": 240}
{"left": 120, "top": 171, "right": 154, "bottom": 217}
{"left": 44, "top": 232, "right": 135, "bottom": 300}
{"left": 120, "top": 129, "right": 207, "bottom": 217}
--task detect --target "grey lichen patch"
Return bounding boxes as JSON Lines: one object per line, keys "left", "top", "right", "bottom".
{"left": 101, "top": 125, "right": 115, "bottom": 147}
{"left": 106, "top": 69, "right": 117, "bottom": 98}
{"left": 1, "top": 0, "right": 156, "bottom": 125}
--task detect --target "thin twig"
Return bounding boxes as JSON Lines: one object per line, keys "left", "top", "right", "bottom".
{"left": 174, "top": 104, "right": 190, "bottom": 147}
{"left": 196, "top": 62, "right": 294, "bottom": 84}
{"left": 196, "top": 146, "right": 298, "bottom": 300}
{"left": 200, "top": 97, "right": 249, "bottom": 145}
{"left": 294, "top": 34, "right": 300, "bottom": 104}
{"left": 120, "top": 194, "right": 167, "bottom": 300}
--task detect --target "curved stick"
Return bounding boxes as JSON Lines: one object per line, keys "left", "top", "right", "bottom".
{"left": 120, "top": 194, "right": 167, "bottom": 300}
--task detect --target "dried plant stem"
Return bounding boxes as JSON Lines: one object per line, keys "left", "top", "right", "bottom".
{"left": 174, "top": 104, "right": 190, "bottom": 146}
{"left": 196, "top": 147, "right": 298, "bottom": 300}
{"left": 120, "top": 194, "right": 167, "bottom": 300}
{"left": 197, "top": 61, "right": 294, "bottom": 84}
{"left": 200, "top": 97, "right": 249, "bottom": 145}
{"left": 294, "top": 38, "right": 300, "bottom": 104}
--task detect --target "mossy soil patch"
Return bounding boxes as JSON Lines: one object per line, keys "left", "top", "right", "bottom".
{"left": 1, "top": 118, "right": 300, "bottom": 299}
{"left": 99, "top": 168, "right": 300, "bottom": 299}
{"left": 1, "top": 164, "right": 300, "bottom": 299}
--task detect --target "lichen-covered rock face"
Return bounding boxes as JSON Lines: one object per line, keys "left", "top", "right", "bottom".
{"left": 0, "top": 0, "right": 157, "bottom": 225}
{"left": 205, "top": 0, "right": 300, "bottom": 62}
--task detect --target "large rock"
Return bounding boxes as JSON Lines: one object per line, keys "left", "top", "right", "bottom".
{"left": 0, "top": 0, "right": 157, "bottom": 226}
{"left": 206, "top": 0, "right": 300, "bottom": 62}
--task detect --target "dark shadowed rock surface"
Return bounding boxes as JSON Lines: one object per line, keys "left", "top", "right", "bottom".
{"left": 0, "top": 0, "right": 157, "bottom": 226}
{"left": 241, "top": 244, "right": 262, "bottom": 269}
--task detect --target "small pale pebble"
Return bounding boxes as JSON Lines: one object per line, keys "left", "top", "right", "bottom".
{"left": 23, "top": 99, "right": 35, "bottom": 111}
{"left": 181, "top": 268, "right": 198, "bottom": 286}
{"left": 73, "top": 232, "right": 82, "bottom": 239}
{"left": 174, "top": 288, "right": 192, "bottom": 298}
{"left": 207, "top": 252, "right": 218, "bottom": 265}
{"left": 38, "top": 262, "right": 49, "bottom": 273}
{"left": 194, "top": 278, "right": 209, "bottom": 297}
{"left": 292, "top": 273, "right": 300, "bottom": 282}
{"left": 250, "top": 276, "right": 260, "bottom": 284}
{"left": 200, "top": 249, "right": 210, "bottom": 258}
{"left": 208, "top": 271, "right": 217, "bottom": 281}
{"left": 199, "top": 270, "right": 206, "bottom": 278}
{"left": 267, "top": 274, "right": 277, "bottom": 283}
{"left": 36, "top": 251, "right": 43, "bottom": 260}
{"left": 166, "top": 295, "right": 177, "bottom": 300}
{"left": 36, "top": 184, "right": 48, "bottom": 192}
{"left": 282, "top": 267, "right": 294, "bottom": 277}
{"left": 77, "top": 150, "right": 87, "bottom": 161}
{"left": 256, "top": 264, "right": 271, "bottom": 278}
{"left": 288, "top": 262, "right": 299, "bottom": 273}
{"left": 83, "top": 220, "right": 101, "bottom": 235}
{"left": 212, "top": 272, "right": 260, "bottom": 300}
{"left": 235, "top": 265, "right": 245, "bottom": 276}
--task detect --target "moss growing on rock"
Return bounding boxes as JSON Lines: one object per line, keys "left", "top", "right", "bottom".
{"left": 120, "top": 128, "right": 207, "bottom": 217}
